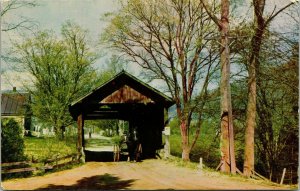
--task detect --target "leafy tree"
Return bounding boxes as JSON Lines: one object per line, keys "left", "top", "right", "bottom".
{"left": 230, "top": 18, "right": 298, "bottom": 180}
{"left": 236, "top": 0, "right": 295, "bottom": 177}
{"left": 254, "top": 37, "right": 298, "bottom": 182}
{"left": 13, "top": 21, "right": 97, "bottom": 139}
{"left": 1, "top": 118, "right": 27, "bottom": 162}
{"left": 102, "top": 0, "right": 219, "bottom": 161}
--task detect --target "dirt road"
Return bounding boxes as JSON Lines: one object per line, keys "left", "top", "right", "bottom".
{"left": 2, "top": 159, "right": 292, "bottom": 190}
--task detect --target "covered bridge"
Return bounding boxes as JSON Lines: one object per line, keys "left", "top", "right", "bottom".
{"left": 69, "top": 71, "right": 174, "bottom": 160}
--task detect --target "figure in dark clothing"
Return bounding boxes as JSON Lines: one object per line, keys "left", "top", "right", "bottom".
{"left": 126, "top": 128, "right": 141, "bottom": 162}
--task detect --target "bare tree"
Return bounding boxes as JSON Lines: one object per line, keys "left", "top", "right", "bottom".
{"left": 1, "top": 0, "right": 38, "bottom": 32}
{"left": 102, "top": 0, "right": 219, "bottom": 161}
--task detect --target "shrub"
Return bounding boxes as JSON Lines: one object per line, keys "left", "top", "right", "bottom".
{"left": 1, "top": 118, "right": 27, "bottom": 162}
{"left": 1, "top": 118, "right": 31, "bottom": 180}
{"left": 112, "top": 135, "right": 124, "bottom": 147}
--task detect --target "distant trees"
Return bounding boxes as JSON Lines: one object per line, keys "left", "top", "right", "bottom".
{"left": 102, "top": 0, "right": 220, "bottom": 161}
{"left": 13, "top": 21, "right": 97, "bottom": 139}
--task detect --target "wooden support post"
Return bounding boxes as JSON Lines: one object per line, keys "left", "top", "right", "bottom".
{"left": 77, "top": 114, "right": 85, "bottom": 163}
{"left": 164, "top": 127, "right": 170, "bottom": 159}
{"left": 280, "top": 168, "right": 286, "bottom": 185}
{"left": 82, "top": 120, "right": 85, "bottom": 148}
{"left": 199, "top": 157, "right": 203, "bottom": 170}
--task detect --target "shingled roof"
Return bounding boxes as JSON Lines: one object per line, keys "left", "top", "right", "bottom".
{"left": 1, "top": 91, "right": 30, "bottom": 116}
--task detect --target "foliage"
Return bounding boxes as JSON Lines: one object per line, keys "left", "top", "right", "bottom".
{"left": 111, "top": 135, "right": 124, "bottom": 147}
{"left": 1, "top": 118, "right": 30, "bottom": 180}
{"left": 13, "top": 21, "right": 97, "bottom": 138}
{"left": 1, "top": 118, "right": 27, "bottom": 162}
{"left": 85, "top": 138, "right": 113, "bottom": 148}
{"left": 85, "top": 120, "right": 120, "bottom": 137}
{"left": 254, "top": 40, "right": 298, "bottom": 183}
{"left": 2, "top": 136, "right": 78, "bottom": 180}
{"left": 169, "top": 116, "right": 221, "bottom": 168}
{"left": 24, "top": 136, "right": 77, "bottom": 162}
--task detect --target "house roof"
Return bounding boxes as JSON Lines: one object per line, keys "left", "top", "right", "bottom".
{"left": 1, "top": 92, "right": 30, "bottom": 116}
{"left": 69, "top": 71, "right": 174, "bottom": 120}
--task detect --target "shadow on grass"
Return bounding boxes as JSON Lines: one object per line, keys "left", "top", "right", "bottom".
{"left": 35, "top": 173, "right": 136, "bottom": 190}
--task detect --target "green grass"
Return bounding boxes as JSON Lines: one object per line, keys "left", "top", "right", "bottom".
{"left": 85, "top": 138, "right": 113, "bottom": 147}
{"left": 24, "top": 136, "right": 77, "bottom": 162}
{"left": 169, "top": 134, "right": 182, "bottom": 157}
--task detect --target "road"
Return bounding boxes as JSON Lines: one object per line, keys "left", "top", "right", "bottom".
{"left": 2, "top": 159, "right": 292, "bottom": 190}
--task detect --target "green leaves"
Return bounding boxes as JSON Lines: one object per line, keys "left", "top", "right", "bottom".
{"left": 14, "top": 22, "right": 97, "bottom": 137}
{"left": 1, "top": 118, "right": 27, "bottom": 162}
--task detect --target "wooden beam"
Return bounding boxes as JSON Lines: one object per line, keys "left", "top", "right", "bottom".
{"left": 77, "top": 114, "right": 85, "bottom": 163}
{"left": 82, "top": 116, "right": 85, "bottom": 148}
{"left": 77, "top": 114, "right": 83, "bottom": 153}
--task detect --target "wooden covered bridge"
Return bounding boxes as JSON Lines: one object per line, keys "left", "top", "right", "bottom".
{"left": 69, "top": 71, "right": 174, "bottom": 161}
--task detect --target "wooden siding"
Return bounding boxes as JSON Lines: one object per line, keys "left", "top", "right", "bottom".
{"left": 101, "top": 85, "right": 154, "bottom": 104}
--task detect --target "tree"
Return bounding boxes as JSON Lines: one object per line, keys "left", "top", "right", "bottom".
{"left": 254, "top": 34, "right": 298, "bottom": 181}
{"left": 1, "top": 0, "right": 38, "bottom": 32}
{"left": 1, "top": 118, "right": 26, "bottom": 162}
{"left": 200, "top": 0, "right": 236, "bottom": 174}
{"left": 102, "top": 0, "right": 219, "bottom": 161}
{"left": 13, "top": 21, "right": 97, "bottom": 138}
{"left": 243, "top": 0, "right": 295, "bottom": 177}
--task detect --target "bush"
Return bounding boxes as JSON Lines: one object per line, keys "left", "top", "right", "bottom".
{"left": 111, "top": 135, "right": 124, "bottom": 147}
{"left": 1, "top": 118, "right": 31, "bottom": 180}
{"left": 1, "top": 118, "right": 27, "bottom": 162}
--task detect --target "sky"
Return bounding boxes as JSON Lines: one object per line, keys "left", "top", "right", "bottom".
{"left": 2, "top": 0, "right": 121, "bottom": 90}
{"left": 1, "top": 0, "right": 298, "bottom": 91}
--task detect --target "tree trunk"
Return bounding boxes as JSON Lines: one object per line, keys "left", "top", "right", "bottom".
{"left": 182, "top": 144, "right": 190, "bottom": 161}
{"left": 77, "top": 114, "right": 83, "bottom": 153}
{"left": 219, "top": 0, "right": 236, "bottom": 174}
{"left": 243, "top": 0, "right": 293, "bottom": 177}
{"left": 244, "top": 0, "right": 265, "bottom": 177}
{"left": 181, "top": 119, "right": 190, "bottom": 161}
{"left": 220, "top": 113, "right": 230, "bottom": 172}
{"left": 244, "top": 59, "right": 256, "bottom": 177}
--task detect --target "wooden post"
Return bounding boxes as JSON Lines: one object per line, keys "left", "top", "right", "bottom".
{"left": 199, "top": 157, "right": 203, "bottom": 170}
{"left": 77, "top": 114, "right": 85, "bottom": 163}
{"left": 280, "top": 168, "right": 286, "bottom": 185}
{"left": 164, "top": 127, "right": 170, "bottom": 159}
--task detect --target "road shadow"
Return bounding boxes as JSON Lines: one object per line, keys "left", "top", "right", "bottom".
{"left": 35, "top": 173, "right": 136, "bottom": 190}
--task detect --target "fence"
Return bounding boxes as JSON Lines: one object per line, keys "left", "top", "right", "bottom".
{"left": 2, "top": 154, "right": 79, "bottom": 175}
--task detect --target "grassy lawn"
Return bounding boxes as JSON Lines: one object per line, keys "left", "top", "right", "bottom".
{"left": 84, "top": 138, "right": 113, "bottom": 148}
{"left": 24, "top": 136, "right": 77, "bottom": 161}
